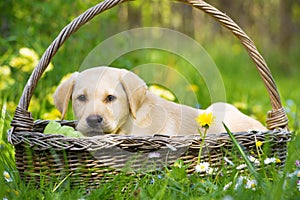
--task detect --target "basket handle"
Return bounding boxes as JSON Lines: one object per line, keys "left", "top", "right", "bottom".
{"left": 11, "top": 0, "right": 288, "bottom": 134}
{"left": 179, "top": 0, "right": 288, "bottom": 130}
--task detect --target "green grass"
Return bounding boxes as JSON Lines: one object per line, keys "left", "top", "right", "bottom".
{"left": 0, "top": 127, "right": 299, "bottom": 199}
{"left": 1, "top": 34, "right": 299, "bottom": 199}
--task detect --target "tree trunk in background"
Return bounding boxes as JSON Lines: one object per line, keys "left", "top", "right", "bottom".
{"left": 0, "top": 0, "right": 13, "bottom": 53}
{"left": 214, "top": 0, "right": 247, "bottom": 26}
{"left": 279, "top": 0, "right": 294, "bottom": 72}
{"left": 181, "top": 5, "right": 194, "bottom": 36}
{"left": 279, "top": 0, "right": 294, "bottom": 51}
{"left": 128, "top": 4, "right": 142, "bottom": 28}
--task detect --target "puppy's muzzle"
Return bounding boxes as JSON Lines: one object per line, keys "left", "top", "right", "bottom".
{"left": 86, "top": 114, "right": 103, "bottom": 128}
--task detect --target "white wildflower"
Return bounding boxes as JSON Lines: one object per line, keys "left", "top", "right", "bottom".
{"left": 264, "top": 157, "right": 276, "bottom": 165}
{"left": 248, "top": 155, "right": 256, "bottom": 162}
{"left": 195, "top": 162, "right": 210, "bottom": 173}
{"left": 248, "top": 155, "right": 260, "bottom": 165}
{"left": 245, "top": 179, "right": 257, "bottom": 190}
{"left": 234, "top": 176, "right": 257, "bottom": 190}
{"left": 3, "top": 171, "right": 12, "bottom": 182}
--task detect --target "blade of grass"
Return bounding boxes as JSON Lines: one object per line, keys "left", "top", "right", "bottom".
{"left": 222, "top": 122, "right": 258, "bottom": 179}
{"left": 52, "top": 172, "right": 73, "bottom": 193}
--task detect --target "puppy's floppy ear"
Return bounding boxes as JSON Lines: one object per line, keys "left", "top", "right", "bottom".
{"left": 120, "top": 70, "right": 147, "bottom": 119}
{"left": 53, "top": 72, "right": 79, "bottom": 119}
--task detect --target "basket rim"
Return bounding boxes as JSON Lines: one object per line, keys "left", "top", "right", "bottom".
{"left": 9, "top": 119, "right": 292, "bottom": 151}
{"left": 10, "top": 0, "right": 288, "bottom": 137}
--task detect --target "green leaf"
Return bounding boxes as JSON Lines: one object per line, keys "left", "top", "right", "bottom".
{"left": 43, "top": 121, "right": 62, "bottom": 134}
{"left": 59, "top": 126, "right": 84, "bottom": 138}
{"left": 44, "top": 121, "right": 84, "bottom": 137}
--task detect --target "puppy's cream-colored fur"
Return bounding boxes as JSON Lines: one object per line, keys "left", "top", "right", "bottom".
{"left": 54, "top": 67, "right": 266, "bottom": 136}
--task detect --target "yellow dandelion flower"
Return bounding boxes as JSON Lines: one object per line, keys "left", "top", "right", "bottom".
{"left": 276, "top": 158, "right": 281, "bottom": 163}
{"left": 256, "top": 141, "right": 263, "bottom": 147}
{"left": 195, "top": 112, "right": 214, "bottom": 128}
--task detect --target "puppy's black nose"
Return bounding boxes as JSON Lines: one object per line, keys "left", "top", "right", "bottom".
{"left": 86, "top": 115, "right": 103, "bottom": 128}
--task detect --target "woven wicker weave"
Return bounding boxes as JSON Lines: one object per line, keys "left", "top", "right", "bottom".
{"left": 8, "top": 0, "right": 291, "bottom": 188}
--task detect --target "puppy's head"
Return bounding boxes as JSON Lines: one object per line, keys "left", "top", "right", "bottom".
{"left": 53, "top": 67, "right": 147, "bottom": 136}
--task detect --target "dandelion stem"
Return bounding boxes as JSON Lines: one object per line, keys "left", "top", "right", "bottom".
{"left": 255, "top": 135, "right": 263, "bottom": 160}
{"left": 197, "top": 128, "right": 207, "bottom": 165}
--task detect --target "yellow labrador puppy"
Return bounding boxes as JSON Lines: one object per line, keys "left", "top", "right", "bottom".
{"left": 54, "top": 66, "right": 266, "bottom": 136}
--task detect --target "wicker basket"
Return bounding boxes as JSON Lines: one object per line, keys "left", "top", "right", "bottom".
{"left": 8, "top": 0, "right": 291, "bottom": 189}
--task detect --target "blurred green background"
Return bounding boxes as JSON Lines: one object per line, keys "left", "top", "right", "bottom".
{"left": 0, "top": 0, "right": 299, "bottom": 130}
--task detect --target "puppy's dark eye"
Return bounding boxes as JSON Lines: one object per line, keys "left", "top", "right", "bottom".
{"left": 105, "top": 95, "right": 116, "bottom": 103}
{"left": 77, "top": 95, "right": 87, "bottom": 102}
